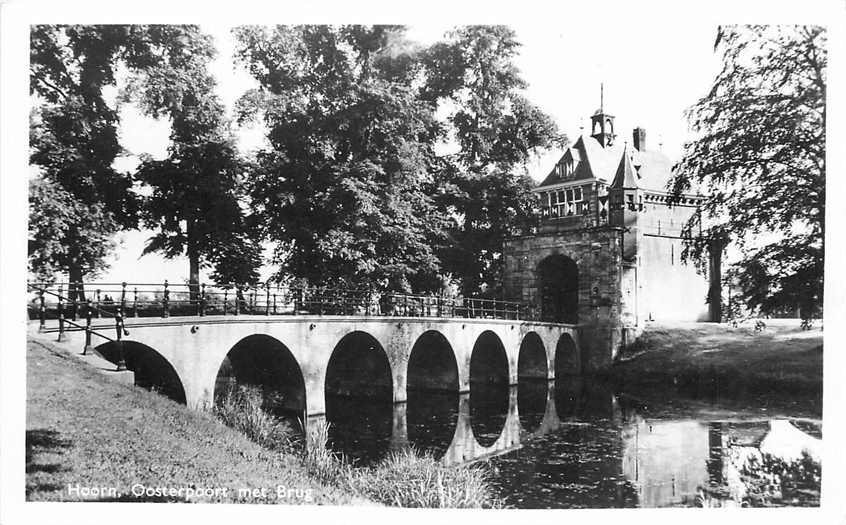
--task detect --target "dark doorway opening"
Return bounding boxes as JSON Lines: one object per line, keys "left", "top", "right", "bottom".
{"left": 537, "top": 255, "right": 579, "bottom": 323}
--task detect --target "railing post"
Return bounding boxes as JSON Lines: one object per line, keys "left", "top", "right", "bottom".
{"left": 57, "top": 291, "right": 65, "bottom": 342}
{"left": 133, "top": 287, "right": 139, "bottom": 317}
{"left": 83, "top": 299, "right": 93, "bottom": 355}
{"left": 234, "top": 287, "right": 240, "bottom": 316}
{"left": 223, "top": 288, "right": 229, "bottom": 316}
{"left": 272, "top": 290, "right": 277, "bottom": 315}
{"left": 95, "top": 288, "right": 102, "bottom": 318}
{"left": 162, "top": 280, "right": 170, "bottom": 318}
{"left": 199, "top": 283, "right": 206, "bottom": 317}
{"left": 38, "top": 287, "right": 46, "bottom": 332}
{"left": 265, "top": 283, "right": 270, "bottom": 316}
{"left": 249, "top": 290, "right": 255, "bottom": 315}
{"left": 115, "top": 306, "right": 127, "bottom": 371}
{"left": 120, "top": 282, "right": 127, "bottom": 315}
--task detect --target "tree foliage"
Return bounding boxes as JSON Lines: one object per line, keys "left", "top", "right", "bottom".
{"left": 234, "top": 25, "right": 448, "bottom": 291}
{"left": 422, "top": 26, "right": 564, "bottom": 295}
{"left": 28, "top": 177, "right": 118, "bottom": 281}
{"left": 28, "top": 25, "right": 213, "bottom": 283}
{"left": 129, "top": 31, "right": 262, "bottom": 288}
{"left": 670, "top": 25, "right": 825, "bottom": 319}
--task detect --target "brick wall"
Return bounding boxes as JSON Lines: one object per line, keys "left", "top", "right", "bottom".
{"left": 503, "top": 226, "right": 628, "bottom": 371}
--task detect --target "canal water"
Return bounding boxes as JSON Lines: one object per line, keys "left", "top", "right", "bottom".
{"left": 319, "top": 379, "right": 822, "bottom": 508}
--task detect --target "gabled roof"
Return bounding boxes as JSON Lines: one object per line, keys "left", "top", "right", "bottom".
{"left": 537, "top": 134, "right": 676, "bottom": 193}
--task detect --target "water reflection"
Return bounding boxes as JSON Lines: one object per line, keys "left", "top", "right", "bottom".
{"left": 317, "top": 380, "right": 821, "bottom": 508}
{"left": 324, "top": 393, "right": 393, "bottom": 465}
{"left": 621, "top": 416, "right": 822, "bottom": 507}
{"left": 406, "top": 390, "right": 459, "bottom": 458}
{"left": 469, "top": 383, "right": 510, "bottom": 447}
{"left": 517, "top": 379, "right": 547, "bottom": 432}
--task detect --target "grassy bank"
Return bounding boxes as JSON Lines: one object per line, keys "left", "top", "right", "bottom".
{"left": 26, "top": 338, "right": 501, "bottom": 507}
{"left": 606, "top": 320, "right": 822, "bottom": 412}
{"left": 26, "top": 339, "right": 370, "bottom": 503}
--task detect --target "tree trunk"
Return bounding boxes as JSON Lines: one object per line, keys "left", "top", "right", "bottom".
{"left": 68, "top": 263, "right": 85, "bottom": 301}
{"left": 187, "top": 221, "right": 200, "bottom": 302}
{"left": 67, "top": 262, "right": 86, "bottom": 321}
{"left": 708, "top": 239, "right": 723, "bottom": 323}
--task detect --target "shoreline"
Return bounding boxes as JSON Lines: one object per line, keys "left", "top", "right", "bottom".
{"left": 602, "top": 320, "right": 823, "bottom": 417}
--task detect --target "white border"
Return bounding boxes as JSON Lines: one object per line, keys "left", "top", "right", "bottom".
{"left": 2, "top": 1, "right": 844, "bottom": 524}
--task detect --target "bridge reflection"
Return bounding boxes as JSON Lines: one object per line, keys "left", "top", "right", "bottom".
{"left": 314, "top": 378, "right": 601, "bottom": 466}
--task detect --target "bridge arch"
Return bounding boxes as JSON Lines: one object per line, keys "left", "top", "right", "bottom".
{"left": 324, "top": 331, "right": 394, "bottom": 464}
{"left": 213, "top": 334, "right": 307, "bottom": 424}
{"left": 407, "top": 330, "right": 459, "bottom": 392}
{"left": 469, "top": 330, "right": 509, "bottom": 385}
{"left": 554, "top": 333, "right": 581, "bottom": 377}
{"left": 469, "top": 330, "right": 509, "bottom": 447}
{"left": 325, "top": 331, "right": 393, "bottom": 399}
{"left": 517, "top": 332, "right": 548, "bottom": 380}
{"left": 537, "top": 254, "right": 579, "bottom": 323}
{"left": 95, "top": 341, "right": 186, "bottom": 404}
{"left": 517, "top": 332, "right": 548, "bottom": 432}
{"left": 405, "top": 330, "right": 460, "bottom": 458}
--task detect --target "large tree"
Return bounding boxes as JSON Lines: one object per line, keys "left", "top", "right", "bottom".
{"left": 29, "top": 25, "right": 212, "bottom": 288}
{"left": 129, "top": 32, "right": 262, "bottom": 293}
{"left": 234, "top": 25, "right": 448, "bottom": 292}
{"left": 670, "top": 26, "right": 826, "bottom": 321}
{"left": 422, "top": 26, "right": 564, "bottom": 296}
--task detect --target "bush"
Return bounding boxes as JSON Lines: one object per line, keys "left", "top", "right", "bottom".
{"left": 213, "top": 385, "right": 301, "bottom": 452}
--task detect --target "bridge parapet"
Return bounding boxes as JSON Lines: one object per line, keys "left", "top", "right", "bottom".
{"left": 28, "top": 281, "right": 541, "bottom": 327}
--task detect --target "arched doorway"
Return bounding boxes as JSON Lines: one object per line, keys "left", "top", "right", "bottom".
{"left": 96, "top": 341, "right": 186, "bottom": 404}
{"left": 537, "top": 255, "right": 579, "bottom": 323}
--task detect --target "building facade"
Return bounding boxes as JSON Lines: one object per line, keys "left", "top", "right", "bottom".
{"left": 502, "top": 107, "right": 718, "bottom": 370}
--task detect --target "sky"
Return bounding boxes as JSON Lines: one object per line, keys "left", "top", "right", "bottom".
{"left": 102, "top": 20, "right": 723, "bottom": 285}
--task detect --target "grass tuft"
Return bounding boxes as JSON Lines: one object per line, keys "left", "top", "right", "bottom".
{"left": 213, "top": 385, "right": 301, "bottom": 452}
{"left": 353, "top": 448, "right": 502, "bottom": 508}
{"left": 301, "top": 420, "right": 502, "bottom": 508}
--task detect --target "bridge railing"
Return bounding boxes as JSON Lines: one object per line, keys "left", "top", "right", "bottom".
{"left": 27, "top": 281, "right": 541, "bottom": 326}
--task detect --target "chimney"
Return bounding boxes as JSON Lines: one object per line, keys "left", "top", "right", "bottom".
{"left": 633, "top": 127, "right": 646, "bottom": 151}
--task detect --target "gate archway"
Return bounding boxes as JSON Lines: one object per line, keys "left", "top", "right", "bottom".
{"left": 537, "top": 254, "right": 579, "bottom": 323}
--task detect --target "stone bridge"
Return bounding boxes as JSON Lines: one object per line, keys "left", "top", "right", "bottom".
{"left": 43, "top": 314, "right": 582, "bottom": 419}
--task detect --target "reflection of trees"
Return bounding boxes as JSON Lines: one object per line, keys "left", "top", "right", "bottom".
{"left": 696, "top": 451, "right": 820, "bottom": 507}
